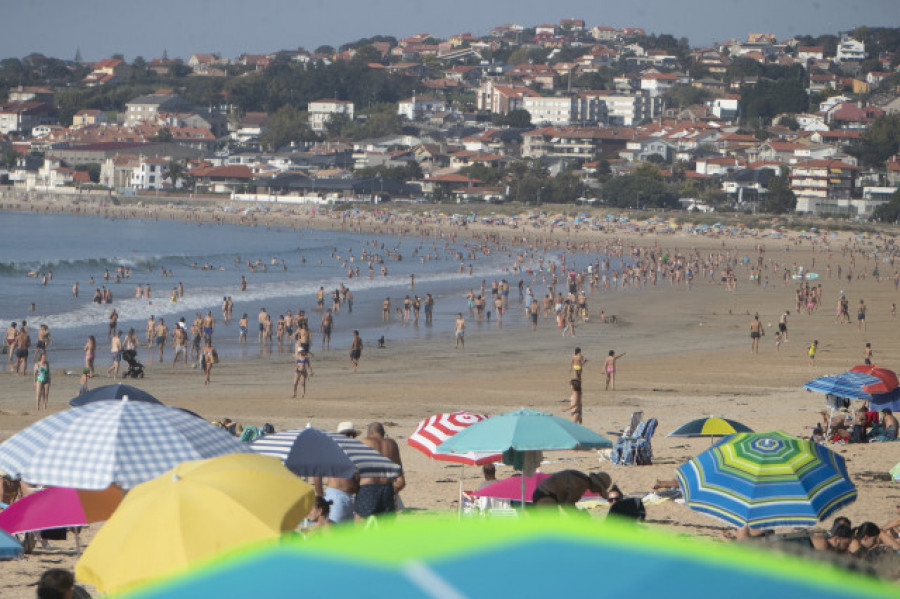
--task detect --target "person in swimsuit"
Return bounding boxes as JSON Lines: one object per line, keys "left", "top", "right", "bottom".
{"left": 83, "top": 335, "right": 96, "bottom": 376}
{"left": 749, "top": 314, "right": 762, "bottom": 354}
{"left": 863, "top": 342, "right": 873, "bottom": 365}
{"left": 571, "top": 347, "right": 586, "bottom": 380}
{"left": 857, "top": 299, "right": 867, "bottom": 331}
{"left": 34, "top": 351, "right": 50, "bottom": 410}
{"left": 563, "top": 378, "right": 583, "bottom": 424}
{"left": 455, "top": 313, "right": 466, "bottom": 349}
{"left": 5, "top": 322, "right": 17, "bottom": 368}
{"left": 293, "top": 345, "right": 313, "bottom": 398}
{"left": 604, "top": 350, "right": 626, "bottom": 390}
{"left": 238, "top": 314, "right": 248, "bottom": 343}
{"left": 201, "top": 338, "right": 215, "bottom": 386}
{"left": 349, "top": 330, "right": 363, "bottom": 371}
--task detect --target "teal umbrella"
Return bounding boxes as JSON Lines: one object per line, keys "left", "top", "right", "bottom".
{"left": 122, "top": 515, "right": 897, "bottom": 599}
{"left": 435, "top": 408, "right": 612, "bottom": 504}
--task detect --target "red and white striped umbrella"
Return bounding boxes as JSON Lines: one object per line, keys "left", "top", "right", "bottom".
{"left": 408, "top": 412, "right": 502, "bottom": 465}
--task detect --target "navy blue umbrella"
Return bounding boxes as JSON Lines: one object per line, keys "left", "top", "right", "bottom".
{"left": 69, "top": 384, "right": 163, "bottom": 407}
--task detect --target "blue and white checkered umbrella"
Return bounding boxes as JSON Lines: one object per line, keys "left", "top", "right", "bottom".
{"left": 803, "top": 371, "right": 880, "bottom": 400}
{"left": 0, "top": 399, "right": 250, "bottom": 490}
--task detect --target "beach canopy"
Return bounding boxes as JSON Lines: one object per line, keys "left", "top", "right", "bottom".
{"left": 408, "top": 412, "right": 502, "bottom": 465}
{"left": 668, "top": 417, "right": 753, "bottom": 438}
{"left": 117, "top": 514, "right": 896, "bottom": 599}
{"left": 0, "top": 528, "right": 22, "bottom": 560}
{"left": 0, "top": 398, "right": 250, "bottom": 489}
{"left": 803, "top": 371, "right": 881, "bottom": 400}
{"left": 891, "top": 462, "right": 899, "bottom": 482}
{"left": 250, "top": 427, "right": 400, "bottom": 480}
{"left": 69, "top": 384, "right": 162, "bottom": 407}
{"left": 435, "top": 408, "right": 613, "bottom": 454}
{"left": 676, "top": 431, "right": 857, "bottom": 529}
{"left": 76, "top": 453, "right": 314, "bottom": 595}
{"left": 850, "top": 364, "right": 899, "bottom": 396}
{"left": 0, "top": 485, "right": 122, "bottom": 534}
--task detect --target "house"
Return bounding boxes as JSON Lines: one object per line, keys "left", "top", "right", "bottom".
{"left": 590, "top": 26, "right": 619, "bottom": 42}
{"left": 82, "top": 58, "right": 130, "bottom": 86}
{"left": 397, "top": 96, "right": 447, "bottom": 121}
{"left": 723, "top": 168, "right": 776, "bottom": 204}
{"left": 187, "top": 53, "right": 229, "bottom": 75}
{"left": 130, "top": 156, "right": 170, "bottom": 190}
{"left": 475, "top": 81, "right": 539, "bottom": 114}
{"left": 72, "top": 110, "right": 109, "bottom": 128}
{"left": 507, "top": 63, "right": 559, "bottom": 90}
{"left": 695, "top": 156, "right": 742, "bottom": 176}
{"left": 7, "top": 86, "right": 54, "bottom": 104}
{"left": 521, "top": 127, "right": 629, "bottom": 159}
{"left": 522, "top": 96, "right": 582, "bottom": 126}
{"left": 601, "top": 93, "right": 663, "bottom": 126}
{"left": 796, "top": 46, "right": 825, "bottom": 60}
{"left": 308, "top": 99, "right": 355, "bottom": 133}
{"left": 825, "top": 102, "right": 885, "bottom": 129}
{"left": 188, "top": 164, "right": 254, "bottom": 193}
{"left": 707, "top": 96, "right": 740, "bottom": 120}
{"left": 0, "top": 102, "right": 58, "bottom": 135}
{"left": 790, "top": 159, "right": 858, "bottom": 215}
{"left": 836, "top": 38, "right": 866, "bottom": 62}
{"left": 125, "top": 94, "right": 192, "bottom": 126}
{"left": 419, "top": 173, "right": 482, "bottom": 196}
{"left": 639, "top": 72, "right": 686, "bottom": 97}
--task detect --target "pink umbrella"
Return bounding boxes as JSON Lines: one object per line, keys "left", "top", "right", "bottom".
{"left": 408, "top": 412, "right": 502, "bottom": 465}
{"left": 0, "top": 486, "right": 122, "bottom": 534}
{"left": 470, "top": 473, "right": 601, "bottom": 503}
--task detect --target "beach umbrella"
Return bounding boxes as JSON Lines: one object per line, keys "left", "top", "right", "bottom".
{"left": 850, "top": 364, "right": 899, "bottom": 395}
{"left": 668, "top": 417, "right": 754, "bottom": 438}
{"left": 408, "top": 412, "right": 501, "bottom": 465}
{"left": 250, "top": 427, "right": 400, "bottom": 479}
{"left": 69, "top": 383, "right": 162, "bottom": 407}
{"left": 436, "top": 408, "right": 612, "bottom": 504}
{"left": 119, "top": 514, "right": 896, "bottom": 599}
{"left": 0, "top": 486, "right": 122, "bottom": 534}
{"left": 675, "top": 431, "right": 857, "bottom": 529}
{"left": 0, "top": 528, "right": 22, "bottom": 560}
{"left": 469, "top": 473, "right": 601, "bottom": 503}
{"left": 802, "top": 371, "right": 880, "bottom": 400}
{"left": 891, "top": 462, "right": 899, "bottom": 482}
{"left": 75, "top": 453, "right": 314, "bottom": 595}
{"left": 0, "top": 398, "right": 250, "bottom": 490}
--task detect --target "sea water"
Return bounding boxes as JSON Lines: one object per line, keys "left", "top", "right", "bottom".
{"left": 0, "top": 211, "right": 544, "bottom": 369}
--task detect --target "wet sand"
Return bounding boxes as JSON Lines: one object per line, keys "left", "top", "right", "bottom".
{"left": 2, "top": 196, "right": 900, "bottom": 595}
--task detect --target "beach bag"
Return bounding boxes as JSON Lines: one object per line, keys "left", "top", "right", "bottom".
{"left": 261, "top": 423, "right": 275, "bottom": 435}
{"left": 239, "top": 425, "right": 261, "bottom": 443}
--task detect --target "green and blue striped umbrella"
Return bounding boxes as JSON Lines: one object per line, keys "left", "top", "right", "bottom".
{"left": 676, "top": 431, "right": 857, "bottom": 529}
{"left": 891, "top": 462, "right": 899, "bottom": 482}
{"left": 121, "top": 514, "right": 897, "bottom": 599}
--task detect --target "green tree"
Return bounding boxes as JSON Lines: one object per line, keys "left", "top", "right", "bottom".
{"left": 761, "top": 167, "right": 796, "bottom": 214}
{"left": 74, "top": 163, "right": 100, "bottom": 183}
{"left": 665, "top": 85, "right": 711, "bottom": 108}
{"left": 491, "top": 109, "right": 531, "bottom": 128}
{"left": 851, "top": 114, "right": 900, "bottom": 168}
{"left": 260, "top": 105, "right": 317, "bottom": 150}
{"left": 164, "top": 160, "right": 185, "bottom": 187}
{"left": 601, "top": 173, "right": 678, "bottom": 209}
{"left": 872, "top": 188, "right": 900, "bottom": 222}
{"left": 152, "top": 128, "right": 173, "bottom": 142}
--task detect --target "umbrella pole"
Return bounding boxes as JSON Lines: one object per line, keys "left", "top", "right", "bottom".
{"left": 521, "top": 473, "right": 526, "bottom": 510}
{"left": 458, "top": 465, "right": 464, "bottom": 518}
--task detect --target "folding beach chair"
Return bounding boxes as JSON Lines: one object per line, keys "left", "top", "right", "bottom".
{"left": 610, "top": 418, "right": 658, "bottom": 466}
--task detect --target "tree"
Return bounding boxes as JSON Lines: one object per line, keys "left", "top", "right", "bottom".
{"left": 665, "top": 85, "right": 712, "bottom": 108}
{"left": 740, "top": 78, "right": 808, "bottom": 126}
{"left": 491, "top": 109, "right": 531, "bottom": 128}
{"left": 601, "top": 172, "right": 678, "bottom": 209}
{"left": 777, "top": 115, "right": 800, "bottom": 130}
{"left": 761, "top": 167, "right": 796, "bottom": 214}
{"left": 851, "top": 114, "right": 900, "bottom": 168}
{"left": 1, "top": 147, "right": 20, "bottom": 169}
{"left": 164, "top": 160, "right": 185, "bottom": 187}
{"left": 872, "top": 188, "right": 900, "bottom": 222}
{"left": 152, "top": 128, "right": 173, "bottom": 142}
{"left": 259, "top": 105, "right": 317, "bottom": 150}
{"left": 74, "top": 163, "right": 100, "bottom": 183}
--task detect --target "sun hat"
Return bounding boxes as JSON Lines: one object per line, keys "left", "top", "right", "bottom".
{"left": 336, "top": 421, "right": 359, "bottom": 436}
{"left": 589, "top": 472, "right": 612, "bottom": 498}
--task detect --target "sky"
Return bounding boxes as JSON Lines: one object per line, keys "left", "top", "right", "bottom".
{"left": 4, "top": 0, "right": 899, "bottom": 62}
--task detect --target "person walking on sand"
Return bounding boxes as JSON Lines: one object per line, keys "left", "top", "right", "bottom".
{"left": 106, "top": 331, "right": 122, "bottom": 378}
{"left": 201, "top": 338, "right": 216, "bottom": 386}
{"left": 454, "top": 313, "right": 466, "bottom": 349}
{"left": 571, "top": 347, "right": 587, "bottom": 381}
{"left": 604, "top": 350, "right": 626, "bottom": 390}
{"left": 34, "top": 351, "right": 50, "bottom": 410}
{"left": 292, "top": 345, "right": 313, "bottom": 398}
{"left": 749, "top": 314, "right": 763, "bottom": 354}
{"left": 563, "top": 378, "right": 583, "bottom": 424}
{"left": 808, "top": 340, "right": 818, "bottom": 367}
{"left": 349, "top": 330, "right": 363, "bottom": 371}
{"left": 155, "top": 318, "right": 168, "bottom": 362}
{"left": 864, "top": 342, "right": 873, "bottom": 365}
{"left": 857, "top": 299, "right": 867, "bottom": 331}
{"left": 778, "top": 310, "right": 789, "bottom": 342}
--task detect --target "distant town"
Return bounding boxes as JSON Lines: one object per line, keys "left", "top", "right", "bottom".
{"left": 1, "top": 21, "right": 899, "bottom": 219}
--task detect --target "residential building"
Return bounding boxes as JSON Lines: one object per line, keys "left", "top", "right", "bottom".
{"left": 82, "top": 58, "right": 130, "bottom": 86}
{"left": 7, "top": 86, "right": 54, "bottom": 104}
{"left": 522, "top": 95, "right": 581, "bottom": 126}
{"left": 231, "top": 112, "right": 268, "bottom": 143}
{"left": 397, "top": 96, "right": 447, "bottom": 120}
{"left": 124, "top": 94, "right": 192, "bottom": 127}
{"left": 475, "top": 81, "right": 539, "bottom": 114}
{"left": 130, "top": 156, "right": 169, "bottom": 190}
{"left": 836, "top": 38, "right": 866, "bottom": 62}
{"left": 790, "top": 159, "right": 858, "bottom": 215}
{"left": 308, "top": 99, "right": 355, "bottom": 132}
{"left": 72, "top": 110, "right": 110, "bottom": 128}
{"left": 0, "top": 102, "right": 58, "bottom": 135}
{"left": 601, "top": 93, "right": 663, "bottom": 126}
{"left": 521, "top": 127, "right": 629, "bottom": 159}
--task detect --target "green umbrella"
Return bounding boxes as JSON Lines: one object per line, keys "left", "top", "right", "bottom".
{"left": 123, "top": 514, "right": 897, "bottom": 599}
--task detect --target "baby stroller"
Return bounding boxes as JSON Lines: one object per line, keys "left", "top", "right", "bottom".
{"left": 120, "top": 349, "right": 144, "bottom": 379}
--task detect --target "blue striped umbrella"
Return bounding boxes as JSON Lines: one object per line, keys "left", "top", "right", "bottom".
{"left": 676, "top": 431, "right": 857, "bottom": 529}
{"left": 250, "top": 428, "right": 400, "bottom": 479}
{"left": 803, "top": 371, "right": 880, "bottom": 400}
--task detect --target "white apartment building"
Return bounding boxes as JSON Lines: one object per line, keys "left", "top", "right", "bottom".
{"left": 836, "top": 38, "right": 866, "bottom": 62}
{"left": 308, "top": 99, "right": 355, "bottom": 132}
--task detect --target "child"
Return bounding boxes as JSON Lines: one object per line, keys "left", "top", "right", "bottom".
{"left": 78, "top": 367, "right": 90, "bottom": 395}
{"left": 808, "top": 340, "right": 818, "bottom": 367}
{"left": 774, "top": 330, "right": 783, "bottom": 352}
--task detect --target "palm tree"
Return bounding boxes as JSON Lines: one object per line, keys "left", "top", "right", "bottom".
{"left": 164, "top": 160, "right": 185, "bottom": 188}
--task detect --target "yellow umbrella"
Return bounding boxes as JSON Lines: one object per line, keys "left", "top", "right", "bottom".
{"left": 76, "top": 453, "right": 314, "bottom": 595}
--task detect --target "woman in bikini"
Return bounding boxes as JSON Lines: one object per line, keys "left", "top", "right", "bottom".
{"left": 201, "top": 339, "right": 216, "bottom": 386}
{"left": 84, "top": 335, "right": 96, "bottom": 377}
{"left": 604, "top": 350, "right": 626, "bottom": 391}
{"left": 293, "top": 345, "right": 313, "bottom": 398}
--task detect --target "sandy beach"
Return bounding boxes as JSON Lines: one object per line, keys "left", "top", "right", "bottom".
{"left": 1, "top": 196, "right": 899, "bottom": 596}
